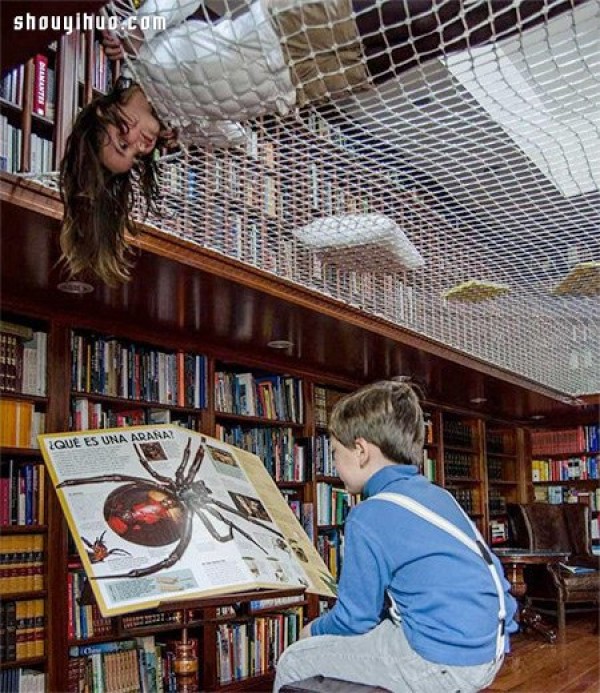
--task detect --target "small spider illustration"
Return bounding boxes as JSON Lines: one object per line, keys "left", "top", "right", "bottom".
{"left": 81, "top": 531, "right": 132, "bottom": 563}
{"left": 57, "top": 438, "right": 284, "bottom": 579}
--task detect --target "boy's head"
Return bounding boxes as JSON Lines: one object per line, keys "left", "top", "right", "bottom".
{"left": 329, "top": 378, "right": 425, "bottom": 467}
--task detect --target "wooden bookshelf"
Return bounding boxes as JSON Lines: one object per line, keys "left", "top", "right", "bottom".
{"left": 2, "top": 17, "right": 599, "bottom": 689}
{"left": 529, "top": 423, "right": 600, "bottom": 543}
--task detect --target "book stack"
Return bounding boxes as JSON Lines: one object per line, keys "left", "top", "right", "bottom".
{"left": 0, "top": 668, "right": 45, "bottom": 692}
{"left": 0, "top": 534, "right": 44, "bottom": 594}
{"left": 67, "top": 569, "right": 113, "bottom": 640}
{"left": 68, "top": 640, "right": 145, "bottom": 693}
{"left": 531, "top": 426, "right": 599, "bottom": 455}
{"left": 0, "top": 400, "right": 45, "bottom": 448}
{"left": 0, "top": 598, "right": 45, "bottom": 661}
{"left": 0, "top": 322, "right": 47, "bottom": 395}
{"left": 0, "top": 461, "right": 45, "bottom": 526}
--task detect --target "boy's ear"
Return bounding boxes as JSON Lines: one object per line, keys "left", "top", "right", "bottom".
{"left": 354, "top": 438, "right": 370, "bottom": 467}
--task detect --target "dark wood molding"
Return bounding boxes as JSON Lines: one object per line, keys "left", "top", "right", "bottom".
{"left": 2, "top": 173, "right": 598, "bottom": 423}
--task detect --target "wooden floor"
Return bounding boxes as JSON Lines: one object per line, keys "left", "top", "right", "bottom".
{"left": 486, "top": 614, "right": 599, "bottom": 692}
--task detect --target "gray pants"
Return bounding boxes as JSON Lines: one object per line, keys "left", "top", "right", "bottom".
{"left": 273, "top": 619, "right": 504, "bottom": 693}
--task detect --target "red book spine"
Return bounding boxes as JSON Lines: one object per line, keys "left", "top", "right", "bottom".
{"left": 33, "top": 54, "right": 48, "bottom": 116}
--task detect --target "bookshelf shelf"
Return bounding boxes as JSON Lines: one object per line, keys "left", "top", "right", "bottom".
{"left": 315, "top": 475, "right": 342, "bottom": 484}
{"left": 2, "top": 590, "right": 47, "bottom": 601}
{"left": 486, "top": 452, "right": 517, "bottom": 460}
{"left": 444, "top": 476, "right": 480, "bottom": 484}
{"left": 317, "top": 523, "right": 344, "bottom": 531}
{"left": 215, "top": 411, "right": 303, "bottom": 428}
{"left": 0, "top": 446, "right": 43, "bottom": 456}
{"left": 0, "top": 97, "right": 23, "bottom": 110}
{"left": 276, "top": 480, "right": 306, "bottom": 488}
{"left": 0, "top": 524, "right": 47, "bottom": 534}
{"left": 0, "top": 656, "right": 46, "bottom": 672}
{"left": 533, "top": 479, "right": 599, "bottom": 486}
{"left": 533, "top": 451, "right": 599, "bottom": 459}
{"left": 216, "top": 672, "right": 275, "bottom": 691}
{"left": 0, "top": 393, "right": 48, "bottom": 405}
{"left": 71, "top": 390, "right": 203, "bottom": 414}
{"left": 443, "top": 444, "right": 477, "bottom": 454}
{"left": 30, "top": 112, "right": 54, "bottom": 128}
{"left": 487, "top": 480, "right": 518, "bottom": 487}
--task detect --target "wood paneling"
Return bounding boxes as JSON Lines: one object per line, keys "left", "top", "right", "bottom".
{"left": 1, "top": 174, "right": 597, "bottom": 425}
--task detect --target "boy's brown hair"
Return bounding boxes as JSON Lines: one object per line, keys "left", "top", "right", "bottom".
{"left": 329, "top": 378, "right": 425, "bottom": 465}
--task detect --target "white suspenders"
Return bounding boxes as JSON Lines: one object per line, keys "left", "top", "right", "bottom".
{"left": 368, "top": 492, "right": 507, "bottom": 661}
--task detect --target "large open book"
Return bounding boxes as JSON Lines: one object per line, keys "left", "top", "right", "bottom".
{"left": 38, "top": 425, "right": 336, "bottom": 617}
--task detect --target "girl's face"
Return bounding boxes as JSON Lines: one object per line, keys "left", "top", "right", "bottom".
{"left": 99, "top": 88, "right": 160, "bottom": 174}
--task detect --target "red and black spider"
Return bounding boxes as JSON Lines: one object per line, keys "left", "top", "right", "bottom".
{"left": 57, "top": 438, "right": 283, "bottom": 579}
{"left": 82, "top": 531, "right": 132, "bottom": 563}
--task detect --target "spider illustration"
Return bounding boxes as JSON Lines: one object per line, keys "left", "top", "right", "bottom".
{"left": 82, "top": 531, "right": 132, "bottom": 563}
{"left": 57, "top": 438, "right": 284, "bottom": 579}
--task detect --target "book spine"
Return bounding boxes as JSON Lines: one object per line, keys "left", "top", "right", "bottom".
{"left": 33, "top": 54, "right": 48, "bottom": 116}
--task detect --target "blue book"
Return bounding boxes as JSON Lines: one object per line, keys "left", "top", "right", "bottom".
{"left": 69, "top": 639, "right": 137, "bottom": 657}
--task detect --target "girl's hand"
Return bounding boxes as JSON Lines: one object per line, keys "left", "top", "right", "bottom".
{"left": 102, "top": 28, "right": 144, "bottom": 60}
{"left": 101, "top": 30, "right": 125, "bottom": 61}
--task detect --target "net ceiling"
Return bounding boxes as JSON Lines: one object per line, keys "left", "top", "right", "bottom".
{"left": 102, "top": 1, "right": 600, "bottom": 396}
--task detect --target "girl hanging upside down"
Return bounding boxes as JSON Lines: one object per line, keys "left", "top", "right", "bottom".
{"left": 59, "top": 0, "right": 585, "bottom": 285}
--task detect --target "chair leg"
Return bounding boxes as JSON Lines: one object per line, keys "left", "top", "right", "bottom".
{"left": 557, "top": 600, "right": 566, "bottom": 640}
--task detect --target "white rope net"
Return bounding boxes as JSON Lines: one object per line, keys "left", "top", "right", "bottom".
{"left": 105, "top": 0, "right": 599, "bottom": 397}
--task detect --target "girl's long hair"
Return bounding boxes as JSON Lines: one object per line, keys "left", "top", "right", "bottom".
{"left": 59, "top": 85, "right": 160, "bottom": 286}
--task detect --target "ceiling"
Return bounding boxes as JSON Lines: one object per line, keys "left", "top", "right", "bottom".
{"left": 2, "top": 175, "right": 598, "bottom": 425}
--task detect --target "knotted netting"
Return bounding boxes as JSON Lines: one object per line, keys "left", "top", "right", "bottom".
{"left": 104, "top": 0, "right": 600, "bottom": 397}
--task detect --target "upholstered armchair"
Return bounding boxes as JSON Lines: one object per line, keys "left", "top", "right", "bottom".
{"left": 506, "top": 503, "right": 600, "bottom": 633}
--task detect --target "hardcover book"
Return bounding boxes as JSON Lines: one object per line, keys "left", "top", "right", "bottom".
{"left": 38, "top": 425, "right": 336, "bottom": 617}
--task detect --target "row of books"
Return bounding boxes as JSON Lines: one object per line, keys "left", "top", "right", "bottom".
{"left": 71, "top": 332, "right": 208, "bottom": 408}
{"left": 0, "top": 400, "right": 45, "bottom": 449}
{"left": 0, "top": 668, "right": 45, "bottom": 693}
{"left": 28, "top": 133, "right": 54, "bottom": 174}
{"left": 214, "top": 371, "right": 304, "bottom": 423}
{"left": 71, "top": 397, "right": 201, "bottom": 432}
{"left": 316, "top": 483, "right": 359, "bottom": 527}
{"left": 0, "top": 598, "right": 45, "bottom": 662}
{"left": 443, "top": 420, "right": 474, "bottom": 448}
{"left": 68, "top": 636, "right": 181, "bottom": 693}
{"left": 531, "top": 425, "right": 600, "bottom": 455}
{"left": 488, "top": 488, "right": 508, "bottom": 515}
{"left": 487, "top": 432, "right": 513, "bottom": 455}
{"left": 444, "top": 452, "right": 475, "bottom": 479}
{"left": 421, "top": 452, "right": 436, "bottom": 482}
{"left": 534, "top": 485, "right": 600, "bottom": 510}
{"left": 0, "top": 462, "right": 45, "bottom": 526}
{"left": 313, "top": 434, "right": 336, "bottom": 477}
{"left": 0, "top": 534, "right": 44, "bottom": 594}
{"left": 0, "top": 117, "right": 22, "bottom": 172}
{"left": 531, "top": 455, "right": 598, "bottom": 482}
{"left": 487, "top": 457, "right": 514, "bottom": 481}
{"left": 87, "top": 40, "right": 116, "bottom": 94}
{"left": 67, "top": 569, "right": 112, "bottom": 641}
{"left": 216, "top": 608, "right": 303, "bottom": 684}
{"left": 0, "top": 323, "right": 47, "bottom": 395}
{"left": 446, "top": 487, "right": 479, "bottom": 516}
{"left": 216, "top": 424, "right": 308, "bottom": 482}
{"left": 316, "top": 528, "right": 343, "bottom": 580}
{"left": 0, "top": 65, "right": 25, "bottom": 107}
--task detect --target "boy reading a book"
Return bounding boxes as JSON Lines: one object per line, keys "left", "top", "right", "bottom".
{"left": 274, "top": 378, "right": 518, "bottom": 692}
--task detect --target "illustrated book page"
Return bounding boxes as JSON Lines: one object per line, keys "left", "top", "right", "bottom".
{"left": 38, "top": 424, "right": 336, "bottom": 616}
